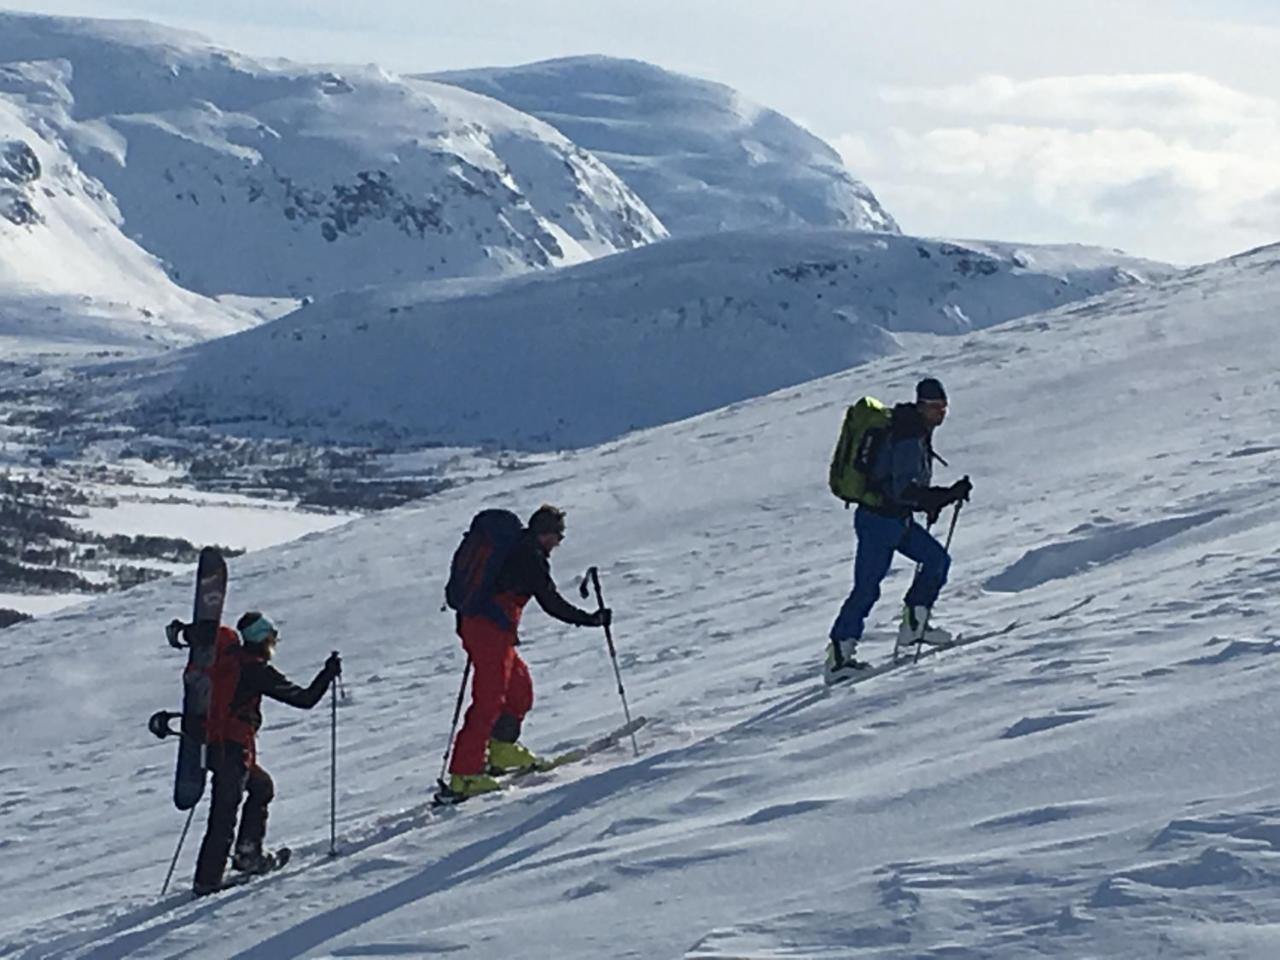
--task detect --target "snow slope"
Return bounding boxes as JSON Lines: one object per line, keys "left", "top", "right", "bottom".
{"left": 0, "top": 65, "right": 254, "bottom": 352}
{"left": 430, "top": 55, "right": 899, "bottom": 238}
{"left": 2, "top": 243, "right": 1278, "bottom": 957}
{"left": 105, "top": 229, "right": 1173, "bottom": 451}
{"left": 0, "top": 13, "right": 665, "bottom": 301}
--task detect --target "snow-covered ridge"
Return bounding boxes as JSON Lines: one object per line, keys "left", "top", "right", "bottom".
{"left": 0, "top": 236, "right": 1276, "bottom": 959}
{"left": 0, "top": 76, "right": 254, "bottom": 351}
{"left": 105, "top": 229, "right": 1174, "bottom": 450}
{"left": 0, "top": 13, "right": 666, "bottom": 301}
{"left": 428, "top": 55, "right": 898, "bottom": 238}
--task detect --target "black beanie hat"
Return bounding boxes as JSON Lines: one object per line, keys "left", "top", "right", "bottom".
{"left": 916, "top": 377, "right": 947, "bottom": 402}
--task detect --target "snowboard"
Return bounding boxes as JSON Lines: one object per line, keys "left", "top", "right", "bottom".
{"left": 172, "top": 547, "right": 228, "bottom": 810}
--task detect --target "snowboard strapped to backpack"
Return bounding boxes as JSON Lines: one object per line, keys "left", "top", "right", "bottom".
{"left": 828, "top": 396, "right": 892, "bottom": 508}
{"left": 445, "top": 509, "right": 525, "bottom": 625}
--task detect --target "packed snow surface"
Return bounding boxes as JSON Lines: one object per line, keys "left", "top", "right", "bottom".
{"left": 1, "top": 243, "right": 1278, "bottom": 957}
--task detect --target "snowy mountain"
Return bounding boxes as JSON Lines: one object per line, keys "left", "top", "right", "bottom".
{"left": 429, "top": 56, "right": 899, "bottom": 238}
{"left": 0, "top": 13, "right": 666, "bottom": 302}
{"left": 103, "top": 229, "right": 1172, "bottom": 450}
{"left": 2, "top": 241, "right": 1278, "bottom": 957}
{"left": 0, "top": 67, "right": 254, "bottom": 351}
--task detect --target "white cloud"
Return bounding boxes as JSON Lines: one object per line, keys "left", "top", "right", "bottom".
{"left": 838, "top": 74, "right": 1280, "bottom": 264}
{"left": 882, "top": 73, "right": 1279, "bottom": 131}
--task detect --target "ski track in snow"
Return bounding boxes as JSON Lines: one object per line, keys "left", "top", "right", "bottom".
{"left": 3, "top": 256, "right": 1280, "bottom": 955}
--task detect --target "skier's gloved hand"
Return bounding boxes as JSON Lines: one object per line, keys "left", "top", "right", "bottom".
{"left": 949, "top": 475, "right": 973, "bottom": 504}
{"left": 323, "top": 651, "right": 343, "bottom": 679}
{"left": 587, "top": 607, "right": 612, "bottom": 629}
{"left": 917, "top": 487, "right": 951, "bottom": 525}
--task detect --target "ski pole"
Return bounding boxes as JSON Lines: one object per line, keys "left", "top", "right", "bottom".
{"left": 914, "top": 501, "right": 963, "bottom": 664}
{"left": 437, "top": 658, "right": 472, "bottom": 786}
{"left": 579, "top": 566, "right": 640, "bottom": 756}
{"left": 161, "top": 805, "right": 197, "bottom": 897}
{"left": 327, "top": 653, "right": 346, "bottom": 856}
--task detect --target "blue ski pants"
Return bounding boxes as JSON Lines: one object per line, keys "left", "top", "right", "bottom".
{"left": 830, "top": 506, "right": 951, "bottom": 642}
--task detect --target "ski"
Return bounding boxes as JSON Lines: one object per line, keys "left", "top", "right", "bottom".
{"left": 825, "top": 620, "right": 1021, "bottom": 687}
{"left": 432, "top": 716, "right": 648, "bottom": 806}
{"left": 537, "top": 715, "right": 648, "bottom": 769}
{"left": 824, "top": 594, "right": 1097, "bottom": 688}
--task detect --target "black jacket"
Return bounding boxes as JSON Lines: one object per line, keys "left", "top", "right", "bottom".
{"left": 231, "top": 656, "right": 331, "bottom": 734}
{"left": 494, "top": 530, "right": 597, "bottom": 627}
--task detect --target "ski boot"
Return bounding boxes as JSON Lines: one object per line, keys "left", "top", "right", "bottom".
{"left": 232, "top": 845, "right": 278, "bottom": 875}
{"left": 433, "top": 772, "right": 503, "bottom": 806}
{"left": 488, "top": 739, "right": 554, "bottom": 775}
{"left": 824, "top": 638, "right": 871, "bottom": 685}
{"left": 894, "top": 604, "right": 953, "bottom": 659}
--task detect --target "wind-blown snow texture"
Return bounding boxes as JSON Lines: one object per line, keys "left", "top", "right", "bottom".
{"left": 0, "top": 13, "right": 665, "bottom": 302}
{"left": 109, "top": 229, "right": 1171, "bottom": 450}
{"left": 2, "top": 243, "right": 1278, "bottom": 958}
{"left": 430, "top": 55, "right": 899, "bottom": 238}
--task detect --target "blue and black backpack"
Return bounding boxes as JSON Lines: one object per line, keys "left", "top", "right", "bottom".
{"left": 445, "top": 509, "right": 524, "bottom": 624}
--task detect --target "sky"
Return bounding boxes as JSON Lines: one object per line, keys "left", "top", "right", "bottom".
{"left": 4, "top": 0, "right": 1280, "bottom": 265}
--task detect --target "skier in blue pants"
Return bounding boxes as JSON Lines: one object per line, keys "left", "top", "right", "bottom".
{"left": 826, "top": 378, "right": 972, "bottom": 681}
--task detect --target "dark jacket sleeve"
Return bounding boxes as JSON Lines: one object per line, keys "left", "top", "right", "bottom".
{"left": 526, "top": 550, "right": 597, "bottom": 627}
{"left": 533, "top": 578, "right": 598, "bottom": 626}
{"left": 246, "top": 661, "right": 331, "bottom": 709}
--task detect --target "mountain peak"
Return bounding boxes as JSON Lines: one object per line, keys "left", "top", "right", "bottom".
{"left": 0, "top": 16, "right": 666, "bottom": 302}
{"left": 428, "top": 55, "right": 898, "bottom": 237}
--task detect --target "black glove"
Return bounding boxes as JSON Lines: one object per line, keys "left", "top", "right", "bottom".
{"left": 587, "top": 608, "right": 613, "bottom": 629}
{"left": 949, "top": 475, "right": 973, "bottom": 504}
{"left": 916, "top": 487, "right": 952, "bottom": 525}
{"left": 322, "top": 651, "right": 343, "bottom": 679}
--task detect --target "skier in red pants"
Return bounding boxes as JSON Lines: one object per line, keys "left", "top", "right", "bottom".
{"left": 446, "top": 505, "right": 609, "bottom": 799}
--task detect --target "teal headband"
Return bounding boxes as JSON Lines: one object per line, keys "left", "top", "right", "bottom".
{"left": 240, "top": 615, "right": 277, "bottom": 645}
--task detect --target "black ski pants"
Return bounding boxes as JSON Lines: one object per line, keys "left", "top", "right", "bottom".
{"left": 193, "top": 742, "right": 274, "bottom": 890}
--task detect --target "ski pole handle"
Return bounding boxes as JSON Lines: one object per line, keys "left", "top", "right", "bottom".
{"left": 579, "top": 566, "right": 618, "bottom": 657}
{"left": 332, "top": 648, "right": 348, "bottom": 702}
{"left": 943, "top": 500, "right": 962, "bottom": 551}
{"left": 578, "top": 566, "right": 639, "bottom": 756}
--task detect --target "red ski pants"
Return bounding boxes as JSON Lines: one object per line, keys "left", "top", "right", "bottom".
{"left": 448, "top": 616, "right": 534, "bottom": 776}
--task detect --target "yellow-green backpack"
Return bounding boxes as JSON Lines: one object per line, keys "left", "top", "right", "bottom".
{"left": 828, "top": 397, "right": 892, "bottom": 507}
